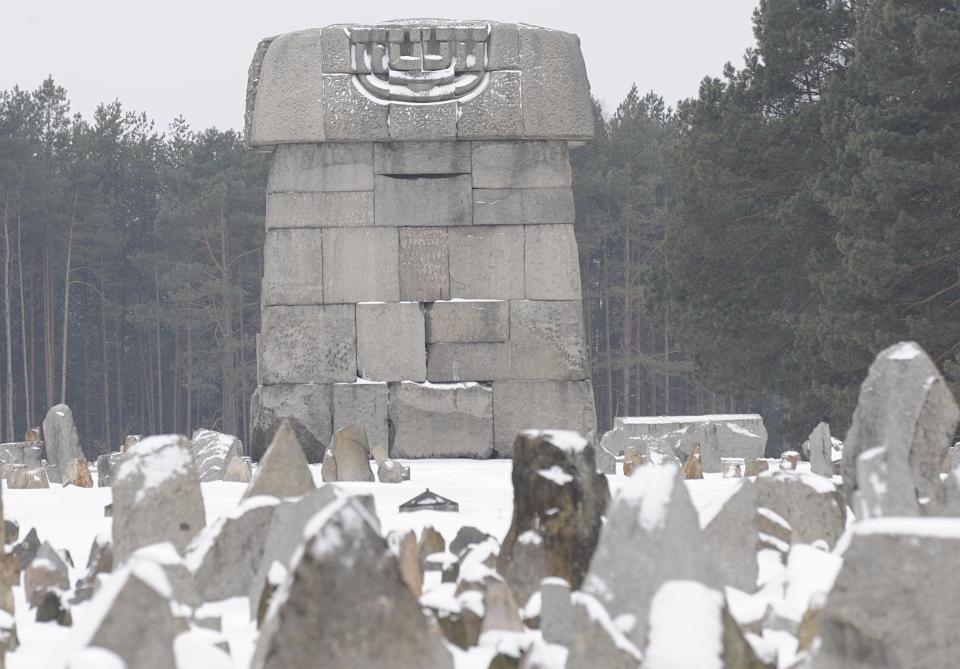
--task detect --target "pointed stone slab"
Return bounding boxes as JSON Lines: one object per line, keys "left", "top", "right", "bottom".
{"left": 251, "top": 497, "right": 453, "bottom": 669}
{"left": 243, "top": 420, "right": 316, "bottom": 501}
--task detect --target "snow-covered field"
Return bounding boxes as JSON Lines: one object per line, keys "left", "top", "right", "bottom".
{"left": 2, "top": 460, "right": 789, "bottom": 668}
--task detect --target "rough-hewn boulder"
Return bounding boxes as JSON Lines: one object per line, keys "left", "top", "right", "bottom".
{"left": 41, "top": 404, "right": 84, "bottom": 484}
{"left": 497, "top": 430, "right": 609, "bottom": 605}
{"left": 185, "top": 495, "right": 281, "bottom": 602}
{"left": 842, "top": 341, "right": 960, "bottom": 516}
{"left": 95, "top": 453, "right": 124, "bottom": 487}
{"left": 815, "top": 518, "right": 960, "bottom": 669}
{"left": 190, "top": 429, "right": 242, "bottom": 482}
{"left": 242, "top": 420, "right": 315, "bottom": 501}
{"left": 111, "top": 435, "right": 206, "bottom": 562}
{"left": 805, "top": 422, "right": 833, "bottom": 477}
{"left": 328, "top": 425, "right": 375, "bottom": 482}
{"left": 754, "top": 470, "right": 845, "bottom": 548}
{"left": 63, "top": 458, "right": 93, "bottom": 488}
{"left": 582, "top": 462, "right": 717, "bottom": 649}
{"left": 250, "top": 497, "right": 453, "bottom": 669}
{"left": 702, "top": 480, "right": 759, "bottom": 592}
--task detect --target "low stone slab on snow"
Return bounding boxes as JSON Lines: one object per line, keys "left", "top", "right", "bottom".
{"left": 185, "top": 495, "right": 281, "bottom": 602}
{"left": 251, "top": 496, "right": 453, "bottom": 669}
{"left": 112, "top": 435, "right": 206, "bottom": 563}
{"left": 190, "top": 429, "right": 242, "bottom": 482}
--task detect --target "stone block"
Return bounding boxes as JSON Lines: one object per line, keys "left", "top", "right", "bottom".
{"left": 248, "top": 30, "right": 325, "bottom": 147}
{"left": 472, "top": 189, "right": 522, "bottom": 226}
{"left": 322, "top": 74, "right": 390, "bottom": 141}
{"left": 374, "top": 141, "right": 471, "bottom": 175}
{"left": 448, "top": 226, "right": 524, "bottom": 299}
{"left": 262, "top": 228, "right": 323, "bottom": 306}
{"left": 521, "top": 187, "right": 576, "bottom": 224}
{"left": 426, "top": 300, "right": 509, "bottom": 343}
{"left": 389, "top": 102, "right": 458, "bottom": 140}
{"left": 389, "top": 382, "right": 493, "bottom": 458}
{"left": 487, "top": 23, "right": 520, "bottom": 70}
{"left": 399, "top": 228, "right": 449, "bottom": 302}
{"left": 333, "top": 382, "right": 389, "bottom": 457}
{"left": 472, "top": 141, "right": 571, "bottom": 189}
{"left": 322, "top": 227, "right": 400, "bottom": 303}
{"left": 427, "top": 343, "right": 509, "bottom": 382}
{"left": 268, "top": 143, "right": 374, "bottom": 193}
{"left": 509, "top": 300, "right": 588, "bottom": 380}
{"left": 260, "top": 305, "right": 356, "bottom": 384}
{"left": 266, "top": 192, "right": 374, "bottom": 229}
{"left": 519, "top": 27, "right": 594, "bottom": 140}
{"left": 374, "top": 175, "right": 472, "bottom": 228}
{"left": 492, "top": 380, "right": 597, "bottom": 456}
{"left": 356, "top": 302, "right": 426, "bottom": 382}
{"left": 320, "top": 26, "right": 352, "bottom": 73}
{"left": 524, "top": 225, "right": 582, "bottom": 300}
{"left": 249, "top": 383, "right": 333, "bottom": 462}
{"left": 457, "top": 71, "right": 522, "bottom": 139}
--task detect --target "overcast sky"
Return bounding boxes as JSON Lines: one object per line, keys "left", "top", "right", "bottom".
{"left": 1, "top": 0, "right": 760, "bottom": 132}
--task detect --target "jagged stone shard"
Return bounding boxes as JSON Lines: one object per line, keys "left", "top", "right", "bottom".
{"left": 250, "top": 497, "right": 453, "bottom": 669}
{"left": 842, "top": 341, "right": 960, "bottom": 516}
{"left": 247, "top": 20, "right": 597, "bottom": 461}
{"left": 816, "top": 518, "right": 960, "bottom": 669}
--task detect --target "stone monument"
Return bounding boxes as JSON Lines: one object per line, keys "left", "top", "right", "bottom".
{"left": 246, "top": 20, "right": 597, "bottom": 460}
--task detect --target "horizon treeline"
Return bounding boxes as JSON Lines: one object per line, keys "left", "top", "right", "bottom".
{"left": 1, "top": 0, "right": 957, "bottom": 455}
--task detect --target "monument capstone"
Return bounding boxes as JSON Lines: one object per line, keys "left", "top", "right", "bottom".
{"left": 246, "top": 20, "right": 597, "bottom": 461}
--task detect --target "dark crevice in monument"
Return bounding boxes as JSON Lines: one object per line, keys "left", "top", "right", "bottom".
{"left": 383, "top": 173, "right": 464, "bottom": 180}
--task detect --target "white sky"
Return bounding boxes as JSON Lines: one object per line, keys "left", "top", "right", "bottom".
{"left": 1, "top": 0, "right": 760, "bottom": 132}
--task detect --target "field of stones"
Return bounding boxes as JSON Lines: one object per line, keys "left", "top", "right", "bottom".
{"left": 0, "top": 339, "right": 953, "bottom": 668}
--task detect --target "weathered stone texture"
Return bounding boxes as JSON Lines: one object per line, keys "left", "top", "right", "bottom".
{"left": 374, "top": 175, "right": 472, "bottom": 228}
{"left": 332, "top": 382, "right": 388, "bottom": 458}
{"left": 322, "top": 227, "right": 399, "bottom": 303}
{"left": 250, "top": 383, "right": 332, "bottom": 462}
{"left": 492, "top": 380, "right": 596, "bottom": 457}
{"left": 260, "top": 305, "right": 356, "bottom": 384}
{"left": 356, "top": 302, "right": 426, "bottom": 382}
{"left": 427, "top": 300, "right": 509, "bottom": 343}
{"left": 427, "top": 343, "right": 510, "bottom": 383}
{"left": 398, "top": 227, "right": 449, "bottom": 302}
{"left": 508, "top": 300, "right": 588, "bottom": 380}
{"left": 524, "top": 225, "right": 582, "bottom": 300}
{"left": 472, "top": 141, "right": 571, "bottom": 189}
{"left": 389, "top": 101, "right": 458, "bottom": 140}
{"left": 266, "top": 191, "right": 374, "bottom": 229}
{"left": 268, "top": 143, "right": 373, "bottom": 193}
{"left": 262, "top": 228, "right": 323, "bottom": 306}
{"left": 374, "top": 141, "right": 471, "bottom": 175}
{"left": 448, "top": 226, "right": 524, "bottom": 299}
{"left": 321, "top": 74, "right": 390, "bottom": 141}
{"left": 244, "top": 420, "right": 316, "bottom": 500}
{"left": 389, "top": 382, "right": 493, "bottom": 458}
{"left": 42, "top": 404, "right": 84, "bottom": 483}
{"left": 457, "top": 71, "right": 523, "bottom": 139}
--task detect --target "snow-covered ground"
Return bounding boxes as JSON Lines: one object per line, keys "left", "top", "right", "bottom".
{"left": 2, "top": 460, "right": 791, "bottom": 668}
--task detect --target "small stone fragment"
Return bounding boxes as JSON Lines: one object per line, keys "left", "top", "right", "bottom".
{"left": 682, "top": 445, "right": 704, "bottom": 479}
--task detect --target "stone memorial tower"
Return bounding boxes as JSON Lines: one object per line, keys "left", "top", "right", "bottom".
{"left": 246, "top": 20, "right": 597, "bottom": 461}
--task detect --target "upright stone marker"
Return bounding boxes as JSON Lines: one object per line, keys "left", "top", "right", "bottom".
{"left": 247, "top": 20, "right": 597, "bottom": 459}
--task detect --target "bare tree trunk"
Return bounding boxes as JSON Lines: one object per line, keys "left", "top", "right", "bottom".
{"left": 43, "top": 232, "right": 54, "bottom": 412}
{"left": 621, "top": 231, "right": 632, "bottom": 417}
{"left": 59, "top": 188, "right": 79, "bottom": 405}
{"left": 186, "top": 322, "right": 193, "bottom": 436}
{"left": 115, "top": 291, "right": 124, "bottom": 437}
{"left": 173, "top": 322, "right": 180, "bottom": 435}
{"left": 17, "top": 207, "right": 31, "bottom": 428}
{"left": 220, "top": 204, "right": 237, "bottom": 435}
{"left": 2, "top": 192, "right": 12, "bottom": 440}
{"left": 663, "top": 312, "right": 671, "bottom": 415}
{"left": 601, "top": 239, "right": 614, "bottom": 427}
{"left": 99, "top": 258, "right": 111, "bottom": 449}
{"left": 81, "top": 285, "right": 91, "bottom": 447}
{"left": 154, "top": 270, "right": 163, "bottom": 432}
{"left": 238, "top": 262, "right": 248, "bottom": 444}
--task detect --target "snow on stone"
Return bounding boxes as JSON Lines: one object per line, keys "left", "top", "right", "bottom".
{"left": 522, "top": 429, "right": 588, "bottom": 454}
{"left": 184, "top": 495, "right": 280, "bottom": 572}
{"left": 726, "top": 422, "right": 759, "bottom": 437}
{"left": 517, "top": 529, "right": 543, "bottom": 545}
{"left": 537, "top": 465, "right": 574, "bottom": 485}
{"left": 115, "top": 435, "right": 194, "bottom": 503}
{"left": 619, "top": 414, "right": 760, "bottom": 425}
{"left": 570, "top": 591, "right": 642, "bottom": 659}
{"left": 616, "top": 462, "right": 679, "bottom": 531}
{"left": 888, "top": 341, "right": 922, "bottom": 360}
{"left": 174, "top": 628, "right": 233, "bottom": 669}
{"left": 855, "top": 516, "right": 960, "bottom": 539}
{"left": 783, "top": 544, "right": 842, "bottom": 621}
{"left": 644, "top": 580, "right": 724, "bottom": 669}
{"left": 64, "top": 647, "right": 126, "bottom": 669}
